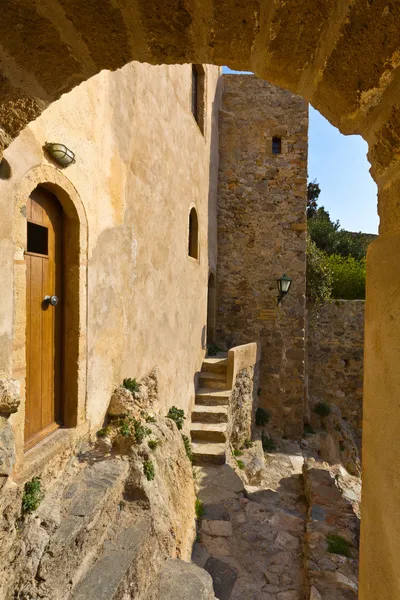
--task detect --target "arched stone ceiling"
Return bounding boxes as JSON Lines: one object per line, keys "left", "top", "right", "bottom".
{"left": 0, "top": 0, "right": 399, "bottom": 230}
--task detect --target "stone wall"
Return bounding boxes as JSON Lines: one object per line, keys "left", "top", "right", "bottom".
{"left": 216, "top": 75, "right": 308, "bottom": 438}
{"left": 307, "top": 300, "right": 365, "bottom": 441}
{"left": 228, "top": 363, "right": 260, "bottom": 450}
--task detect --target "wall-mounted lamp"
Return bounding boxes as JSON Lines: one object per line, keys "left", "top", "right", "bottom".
{"left": 44, "top": 143, "right": 75, "bottom": 168}
{"left": 277, "top": 274, "right": 292, "bottom": 305}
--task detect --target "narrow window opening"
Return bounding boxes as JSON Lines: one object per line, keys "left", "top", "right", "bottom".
{"left": 272, "top": 136, "right": 282, "bottom": 154}
{"left": 191, "top": 64, "right": 205, "bottom": 134}
{"left": 27, "top": 221, "right": 48, "bottom": 255}
{"left": 188, "top": 208, "right": 199, "bottom": 259}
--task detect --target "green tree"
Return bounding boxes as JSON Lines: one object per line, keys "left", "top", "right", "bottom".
{"left": 306, "top": 238, "right": 333, "bottom": 306}
{"left": 327, "top": 254, "right": 366, "bottom": 299}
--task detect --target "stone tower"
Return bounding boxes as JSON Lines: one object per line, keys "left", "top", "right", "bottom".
{"left": 216, "top": 75, "right": 308, "bottom": 438}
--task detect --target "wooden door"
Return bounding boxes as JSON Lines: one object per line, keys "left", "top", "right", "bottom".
{"left": 25, "top": 187, "right": 63, "bottom": 450}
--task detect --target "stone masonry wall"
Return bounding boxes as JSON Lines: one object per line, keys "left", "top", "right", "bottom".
{"left": 307, "top": 300, "right": 365, "bottom": 441}
{"left": 216, "top": 75, "right": 308, "bottom": 438}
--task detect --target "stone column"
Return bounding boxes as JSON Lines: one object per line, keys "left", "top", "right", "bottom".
{"left": 359, "top": 232, "right": 400, "bottom": 599}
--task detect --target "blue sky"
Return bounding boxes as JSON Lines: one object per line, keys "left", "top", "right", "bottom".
{"left": 222, "top": 68, "right": 379, "bottom": 234}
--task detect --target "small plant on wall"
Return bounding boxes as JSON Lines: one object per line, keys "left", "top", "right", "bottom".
{"left": 123, "top": 378, "right": 141, "bottom": 394}
{"left": 22, "top": 477, "right": 44, "bottom": 514}
{"left": 166, "top": 406, "right": 185, "bottom": 430}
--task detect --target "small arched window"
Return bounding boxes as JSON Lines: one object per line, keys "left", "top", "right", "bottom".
{"left": 272, "top": 136, "right": 282, "bottom": 154}
{"left": 188, "top": 207, "right": 199, "bottom": 259}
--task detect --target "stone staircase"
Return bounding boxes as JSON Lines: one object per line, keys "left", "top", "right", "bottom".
{"left": 191, "top": 357, "right": 231, "bottom": 466}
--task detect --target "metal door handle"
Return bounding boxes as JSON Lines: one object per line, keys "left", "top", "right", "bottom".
{"left": 44, "top": 295, "right": 59, "bottom": 306}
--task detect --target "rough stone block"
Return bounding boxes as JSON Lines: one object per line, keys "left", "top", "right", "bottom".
{"left": 204, "top": 556, "right": 238, "bottom": 600}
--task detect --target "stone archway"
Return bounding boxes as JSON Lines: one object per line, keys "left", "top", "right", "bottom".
{"left": 0, "top": 3, "right": 399, "bottom": 598}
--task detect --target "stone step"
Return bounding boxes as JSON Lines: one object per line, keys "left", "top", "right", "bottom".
{"left": 199, "top": 371, "right": 227, "bottom": 389}
{"left": 71, "top": 518, "right": 150, "bottom": 600}
{"left": 191, "top": 422, "right": 227, "bottom": 443}
{"left": 195, "top": 388, "right": 230, "bottom": 406}
{"left": 192, "top": 442, "right": 226, "bottom": 465}
{"left": 37, "top": 459, "right": 129, "bottom": 596}
{"left": 201, "top": 358, "right": 228, "bottom": 374}
{"left": 192, "top": 404, "right": 228, "bottom": 424}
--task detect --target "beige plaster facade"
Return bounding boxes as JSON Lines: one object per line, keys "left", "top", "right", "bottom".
{"left": 1, "top": 61, "right": 221, "bottom": 469}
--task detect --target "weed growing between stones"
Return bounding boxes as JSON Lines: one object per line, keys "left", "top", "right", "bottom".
{"left": 256, "top": 407, "right": 270, "bottom": 426}
{"left": 243, "top": 439, "right": 253, "bottom": 449}
{"left": 145, "top": 415, "right": 156, "bottom": 423}
{"left": 261, "top": 432, "right": 276, "bottom": 452}
{"left": 314, "top": 401, "right": 331, "bottom": 417}
{"left": 119, "top": 417, "right": 151, "bottom": 442}
{"left": 22, "top": 477, "right": 43, "bottom": 514}
{"left": 119, "top": 418, "right": 131, "bottom": 437}
{"left": 233, "top": 448, "right": 243, "bottom": 457}
{"left": 143, "top": 460, "right": 155, "bottom": 481}
{"left": 195, "top": 498, "right": 204, "bottom": 520}
{"left": 304, "top": 423, "right": 316, "bottom": 435}
{"left": 236, "top": 459, "right": 245, "bottom": 470}
{"left": 182, "top": 434, "right": 193, "bottom": 462}
{"left": 326, "top": 534, "right": 352, "bottom": 558}
{"left": 166, "top": 406, "right": 185, "bottom": 430}
{"left": 148, "top": 439, "right": 159, "bottom": 450}
{"left": 123, "top": 377, "right": 141, "bottom": 393}
{"left": 97, "top": 425, "right": 111, "bottom": 438}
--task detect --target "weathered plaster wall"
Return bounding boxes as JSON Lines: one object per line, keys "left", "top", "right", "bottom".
{"left": 307, "top": 300, "right": 364, "bottom": 441}
{"left": 216, "top": 75, "right": 308, "bottom": 438}
{"left": 0, "top": 61, "right": 221, "bottom": 465}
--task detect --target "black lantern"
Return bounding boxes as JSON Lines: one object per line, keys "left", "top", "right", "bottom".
{"left": 277, "top": 274, "right": 292, "bottom": 305}
{"left": 44, "top": 143, "right": 75, "bottom": 167}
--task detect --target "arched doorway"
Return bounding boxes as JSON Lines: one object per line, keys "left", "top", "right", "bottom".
{"left": 12, "top": 165, "right": 88, "bottom": 458}
{"left": 24, "top": 187, "right": 64, "bottom": 449}
{"left": 207, "top": 271, "right": 216, "bottom": 345}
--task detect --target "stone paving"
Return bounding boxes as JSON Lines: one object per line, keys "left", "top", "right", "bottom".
{"left": 193, "top": 454, "right": 307, "bottom": 599}
{"left": 192, "top": 441, "right": 361, "bottom": 600}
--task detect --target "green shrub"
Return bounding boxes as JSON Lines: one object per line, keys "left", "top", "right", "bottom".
{"left": 236, "top": 459, "right": 245, "bottom": 470}
{"left": 123, "top": 377, "right": 141, "bottom": 394}
{"left": 314, "top": 402, "right": 331, "bottom": 417}
{"left": 143, "top": 460, "right": 155, "bottom": 481}
{"left": 182, "top": 434, "right": 193, "bottom": 462}
{"left": 233, "top": 449, "right": 243, "bottom": 457}
{"left": 166, "top": 406, "right": 185, "bottom": 430}
{"left": 22, "top": 477, "right": 43, "bottom": 514}
{"left": 255, "top": 407, "right": 270, "bottom": 427}
{"left": 243, "top": 439, "right": 253, "bottom": 449}
{"left": 326, "top": 534, "right": 352, "bottom": 558}
{"left": 261, "top": 432, "right": 276, "bottom": 452}
{"left": 326, "top": 254, "right": 366, "bottom": 300}
{"left": 148, "top": 439, "right": 159, "bottom": 450}
{"left": 195, "top": 498, "right": 204, "bottom": 520}
{"left": 145, "top": 415, "right": 156, "bottom": 423}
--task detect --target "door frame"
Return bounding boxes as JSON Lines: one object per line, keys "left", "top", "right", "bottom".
{"left": 12, "top": 165, "right": 88, "bottom": 461}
